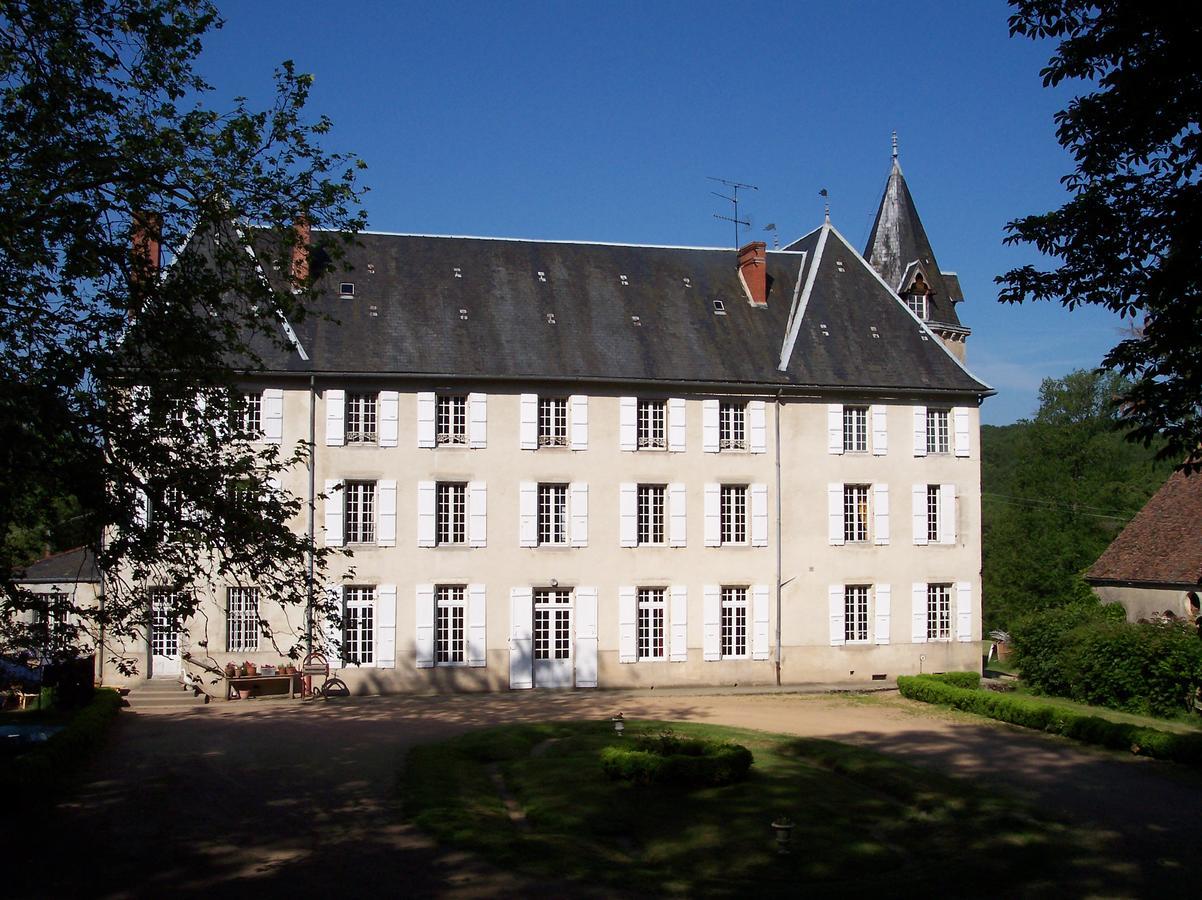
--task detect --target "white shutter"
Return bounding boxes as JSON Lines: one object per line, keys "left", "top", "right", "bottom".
{"left": 619, "top": 483, "right": 638, "bottom": 548}
{"left": 912, "top": 583, "right": 928, "bottom": 644}
{"left": 570, "top": 482, "right": 588, "bottom": 547}
{"left": 954, "top": 407, "right": 971, "bottom": 457}
{"left": 324, "top": 585, "right": 343, "bottom": 667}
{"left": 873, "top": 483, "right": 890, "bottom": 546}
{"left": 670, "top": 585, "right": 688, "bottom": 662}
{"left": 703, "top": 483, "right": 721, "bottom": 547}
{"left": 417, "top": 392, "right": 436, "bottom": 448}
{"left": 871, "top": 404, "right": 887, "bottom": 456}
{"left": 468, "top": 583, "right": 487, "bottom": 667}
{"left": 325, "top": 389, "right": 345, "bottom": 446}
{"left": 957, "top": 582, "right": 974, "bottom": 642}
{"left": 668, "top": 483, "right": 686, "bottom": 547}
{"left": 415, "top": 583, "right": 434, "bottom": 668}
{"left": 874, "top": 584, "right": 891, "bottom": 645}
{"left": 827, "top": 404, "right": 844, "bottom": 454}
{"left": 702, "top": 399, "right": 719, "bottom": 453}
{"left": 668, "top": 397, "right": 686, "bottom": 452}
{"left": 377, "top": 479, "right": 397, "bottom": 547}
{"left": 416, "top": 481, "right": 436, "bottom": 548}
{"left": 703, "top": 585, "right": 721, "bottom": 661}
{"left": 262, "top": 388, "right": 283, "bottom": 443}
{"left": 509, "top": 587, "right": 533, "bottom": 689}
{"left": 570, "top": 394, "right": 588, "bottom": 450}
{"left": 377, "top": 584, "right": 397, "bottom": 668}
{"left": 519, "top": 393, "right": 538, "bottom": 450}
{"left": 324, "top": 480, "right": 343, "bottom": 547}
{"left": 827, "top": 483, "right": 844, "bottom": 546}
{"left": 378, "top": 390, "right": 399, "bottom": 447}
{"left": 575, "top": 586, "right": 598, "bottom": 687}
{"left": 469, "top": 481, "right": 487, "bottom": 547}
{"left": 518, "top": 482, "right": 538, "bottom": 547}
{"left": 912, "top": 484, "right": 929, "bottom": 546}
{"left": 750, "top": 483, "right": 769, "bottom": 547}
{"left": 752, "top": 584, "right": 770, "bottom": 660}
{"left": 618, "top": 586, "right": 637, "bottom": 663}
{"left": 939, "top": 484, "right": 957, "bottom": 545}
{"left": 913, "top": 405, "right": 927, "bottom": 456}
{"left": 749, "top": 400, "right": 767, "bottom": 453}
{"left": 619, "top": 396, "right": 637, "bottom": 451}
{"left": 469, "top": 392, "right": 487, "bottom": 448}
{"left": 829, "top": 584, "right": 845, "bottom": 646}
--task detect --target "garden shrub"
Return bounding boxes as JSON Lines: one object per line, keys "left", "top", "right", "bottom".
{"left": 927, "top": 671, "right": 981, "bottom": 690}
{"left": 601, "top": 732, "right": 753, "bottom": 787}
{"left": 1009, "top": 602, "right": 1124, "bottom": 697}
{"left": 897, "top": 675, "right": 1202, "bottom": 766}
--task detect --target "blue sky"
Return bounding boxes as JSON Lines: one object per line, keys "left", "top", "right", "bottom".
{"left": 201, "top": 0, "right": 1126, "bottom": 424}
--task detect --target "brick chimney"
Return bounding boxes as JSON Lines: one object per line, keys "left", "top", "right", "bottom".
{"left": 131, "top": 211, "right": 163, "bottom": 275}
{"left": 737, "top": 241, "right": 767, "bottom": 306}
{"left": 291, "top": 216, "right": 311, "bottom": 287}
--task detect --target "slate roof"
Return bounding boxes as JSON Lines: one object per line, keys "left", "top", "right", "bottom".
{"left": 250, "top": 224, "right": 991, "bottom": 398}
{"left": 13, "top": 547, "right": 100, "bottom": 585}
{"left": 1086, "top": 471, "right": 1202, "bottom": 588}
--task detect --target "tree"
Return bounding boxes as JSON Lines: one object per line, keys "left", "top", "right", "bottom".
{"left": 998, "top": 1, "right": 1202, "bottom": 471}
{"left": 0, "top": 0, "right": 366, "bottom": 672}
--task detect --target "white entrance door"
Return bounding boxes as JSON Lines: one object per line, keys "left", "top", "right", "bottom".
{"left": 151, "top": 597, "right": 180, "bottom": 678}
{"left": 533, "top": 588, "right": 573, "bottom": 688}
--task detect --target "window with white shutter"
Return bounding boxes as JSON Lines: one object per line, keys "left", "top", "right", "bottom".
{"left": 668, "top": 483, "right": 686, "bottom": 547}
{"left": 873, "top": 483, "right": 889, "bottom": 546}
{"left": 417, "top": 481, "right": 436, "bottom": 548}
{"left": 434, "top": 585, "right": 466, "bottom": 665}
{"left": 874, "top": 584, "right": 891, "bottom": 645}
{"left": 637, "top": 587, "right": 667, "bottom": 661}
{"left": 343, "top": 586, "right": 376, "bottom": 667}
{"left": 751, "top": 585, "right": 770, "bottom": 660}
{"left": 618, "top": 585, "right": 637, "bottom": 663}
{"left": 377, "top": 584, "right": 397, "bottom": 668}
{"left": 345, "top": 392, "right": 378, "bottom": 444}
{"left": 570, "top": 482, "right": 588, "bottom": 547}
{"left": 702, "top": 399, "right": 720, "bottom": 452}
{"left": 416, "top": 392, "right": 436, "bottom": 448}
{"left": 467, "top": 583, "right": 487, "bottom": 667}
{"left": 956, "top": 582, "right": 974, "bottom": 642}
{"left": 262, "top": 388, "right": 283, "bottom": 444}
{"left": 344, "top": 481, "right": 376, "bottom": 544}
{"left": 954, "top": 407, "right": 971, "bottom": 457}
{"left": 469, "top": 392, "right": 487, "bottom": 448}
{"left": 415, "top": 583, "right": 435, "bottom": 668}
{"left": 538, "top": 397, "right": 568, "bottom": 447}
{"left": 750, "top": 483, "right": 768, "bottom": 547}
{"left": 469, "top": 481, "right": 487, "bottom": 548}
{"left": 871, "top": 404, "right": 887, "bottom": 456}
{"left": 323, "top": 480, "right": 343, "bottom": 546}
{"left": 844, "top": 585, "right": 870, "bottom": 643}
{"left": 325, "top": 389, "right": 345, "bottom": 446}
{"left": 748, "top": 400, "right": 767, "bottom": 453}
{"left": 619, "top": 483, "right": 638, "bottom": 548}
{"left": 827, "top": 404, "right": 844, "bottom": 455}
{"left": 704, "top": 483, "right": 721, "bottom": 547}
{"left": 702, "top": 585, "right": 721, "bottom": 661}
{"left": 519, "top": 393, "right": 538, "bottom": 450}
{"left": 619, "top": 396, "right": 637, "bottom": 451}
{"left": 569, "top": 395, "right": 588, "bottom": 450}
{"left": 668, "top": 398, "right": 686, "bottom": 452}
{"left": 377, "top": 479, "right": 397, "bottom": 547}
{"left": 378, "top": 390, "right": 399, "bottom": 447}
{"left": 927, "top": 583, "right": 952, "bottom": 640}
{"left": 637, "top": 400, "right": 666, "bottom": 449}
{"left": 670, "top": 585, "right": 688, "bottom": 661}
{"left": 843, "top": 406, "right": 868, "bottom": 452}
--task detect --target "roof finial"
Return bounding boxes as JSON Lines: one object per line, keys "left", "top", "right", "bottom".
{"left": 891, "top": 130, "right": 898, "bottom": 161}
{"left": 819, "top": 188, "right": 830, "bottom": 223}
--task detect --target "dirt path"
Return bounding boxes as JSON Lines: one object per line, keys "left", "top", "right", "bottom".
{"left": 10, "top": 689, "right": 1201, "bottom": 898}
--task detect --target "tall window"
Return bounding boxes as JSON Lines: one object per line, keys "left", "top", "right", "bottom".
{"left": 637, "top": 399, "right": 666, "bottom": 449}
{"left": 926, "top": 485, "right": 940, "bottom": 542}
{"left": 436, "top": 394, "right": 467, "bottom": 445}
{"left": 533, "top": 588, "right": 572, "bottom": 660}
{"left": 720, "top": 587, "right": 748, "bottom": 658}
{"left": 927, "top": 584, "right": 952, "bottom": 640}
{"left": 33, "top": 590, "right": 70, "bottom": 648}
{"left": 637, "top": 587, "right": 666, "bottom": 660}
{"left": 538, "top": 397, "right": 568, "bottom": 447}
{"left": 345, "top": 392, "right": 378, "bottom": 444}
{"left": 906, "top": 293, "right": 928, "bottom": 320}
{"left": 227, "top": 587, "right": 260, "bottom": 652}
{"left": 242, "top": 392, "right": 262, "bottom": 436}
{"left": 926, "top": 408, "right": 950, "bottom": 454}
{"left": 637, "top": 484, "right": 665, "bottom": 545}
{"left": 843, "top": 484, "right": 869, "bottom": 543}
{"left": 344, "top": 480, "right": 376, "bottom": 544}
{"left": 436, "top": 482, "right": 466, "bottom": 545}
{"left": 344, "top": 586, "right": 375, "bottom": 665}
{"left": 435, "top": 586, "right": 466, "bottom": 664}
{"left": 843, "top": 406, "right": 868, "bottom": 452}
{"left": 844, "top": 585, "right": 869, "bottom": 643}
{"left": 149, "top": 588, "right": 183, "bottom": 659}
{"left": 719, "top": 401, "right": 746, "bottom": 450}
{"left": 538, "top": 483, "right": 568, "bottom": 545}
{"left": 720, "top": 485, "right": 747, "bottom": 545}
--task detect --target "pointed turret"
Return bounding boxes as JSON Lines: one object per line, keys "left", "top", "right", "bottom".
{"left": 865, "top": 135, "right": 970, "bottom": 360}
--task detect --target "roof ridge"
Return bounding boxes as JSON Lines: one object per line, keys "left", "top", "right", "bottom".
{"left": 324, "top": 229, "right": 811, "bottom": 254}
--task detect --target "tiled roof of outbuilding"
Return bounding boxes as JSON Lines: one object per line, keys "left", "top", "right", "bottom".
{"left": 1086, "top": 470, "right": 1202, "bottom": 587}
{"left": 13, "top": 547, "right": 100, "bottom": 584}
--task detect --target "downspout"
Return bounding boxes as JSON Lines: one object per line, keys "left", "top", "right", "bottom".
{"left": 774, "top": 389, "right": 783, "bottom": 686}
{"left": 306, "top": 375, "right": 316, "bottom": 655}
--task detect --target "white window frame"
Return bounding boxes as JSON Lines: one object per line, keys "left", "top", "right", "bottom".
{"left": 343, "top": 586, "right": 376, "bottom": 666}
{"left": 538, "top": 396, "right": 568, "bottom": 447}
{"left": 533, "top": 588, "right": 572, "bottom": 661}
{"left": 637, "top": 587, "right": 667, "bottom": 661}
{"left": 927, "top": 583, "right": 953, "bottom": 641}
{"left": 242, "top": 391, "right": 262, "bottom": 437}
{"left": 907, "top": 293, "right": 928, "bottom": 320}
{"left": 844, "top": 585, "right": 870, "bottom": 644}
{"left": 637, "top": 399, "right": 667, "bottom": 449}
{"left": 344, "top": 480, "right": 376, "bottom": 544}
{"left": 720, "top": 586, "right": 748, "bottom": 659}
{"left": 926, "top": 484, "right": 940, "bottom": 543}
{"left": 537, "top": 483, "right": 568, "bottom": 546}
{"left": 843, "top": 484, "right": 870, "bottom": 543}
{"left": 926, "top": 408, "right": 950, "bottom": 455}
{"left": 345, "top": 392, "right": 378, "bottom": 445}
{"left": 436, "top": 482, "right": 467, "bottom": 546}
{"left": 435, "top": 585, "right": 467, "bottom": 665}
{"left": 226, "top": 586, "right": 260, "bottom": 652}
{"left": 436, "top": 394, "right": 468, "bottom": 446}
{"left": 718, "top": 401, "right": 747, "bottom": 451}
{"left": 719, "top": 484, "right": 748, "bottom": 545}
{"left": 637, "top": 484, "right": 666, "bottom": 546}
{"left": 842, "top": 405, "right": 868, "bottom": 453}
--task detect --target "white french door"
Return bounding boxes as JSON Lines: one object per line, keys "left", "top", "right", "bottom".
{"left": 533, "top": 588, "right": 573, "bottom": 688}
{"left": 150, "top": 595, "right": 180, "bottom": 678}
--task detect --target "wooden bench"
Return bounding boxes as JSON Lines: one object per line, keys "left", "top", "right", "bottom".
{"left": 225, "top": 672, "right": 300, "bottom": 700}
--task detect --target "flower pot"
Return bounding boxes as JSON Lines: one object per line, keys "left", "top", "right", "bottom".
{"left": 238, "top": 688, "right": 252, "bottom": 700}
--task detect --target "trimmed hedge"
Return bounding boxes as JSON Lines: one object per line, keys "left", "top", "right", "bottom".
{"left": 926, "top": 671, "right": 981, "bottom": 690}
{"left": 601, "top": 732, "right": 753, "bottom": 786}
{"left": 1, "top": 688, "right": 122, "bottom": 801}
{"left": 898, "top": 675, "right": 1202, "bottom": 766}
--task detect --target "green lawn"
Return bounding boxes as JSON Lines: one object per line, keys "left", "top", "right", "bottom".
{"left": 1001, "top": 684, "right": 1202, "bottom": 734}
{"left": 402, "top": 720, "right": 1109, "bottom": 897}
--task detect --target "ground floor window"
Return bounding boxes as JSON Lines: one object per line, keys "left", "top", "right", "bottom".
{"left": 720, "top": 586, "right": 748, "bottom": 658}
{"left": 845, "top": 585, "right": 870, "bottom": 643}
{"left": 927, "top": 583, "right": 952, "bottom": 640}
{"left": 435, "top": 585, "right": 466, "bottom": 664}
{"left": 226, "top": 586, "right": 260, "bottom": 652}
{"left": 344, "top": 586, "right": 375, "bottom": 665}
{"left": 637, "top": 587, "right": 666, "bottom": 660}
{"left": 534, "top": 588, "right": 571, "bottom": 660}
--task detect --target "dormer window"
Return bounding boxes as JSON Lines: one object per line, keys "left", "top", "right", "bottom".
{"left": 905, "top": 272, "right": 930, "bottom": 320}
{"left": 339, "top": 282, "right": 355, "bottom": 298}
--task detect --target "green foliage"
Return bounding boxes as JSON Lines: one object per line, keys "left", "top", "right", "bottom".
{"left": 898, "top": 675, "right": 1202, "bottom": 765}
{"left": 925, "top": 671, "right": 981, "bottom": 690}
{"left": 981, "top": 369, "right": 1173, "bottom": 630}
{"left": 600, "top": 731, "right": 753, "bottom": 787}
{"left": 999, "top": 2, "right": 1202, "bottom": 470}
{"left": 1009, "top": 602, "right": 1125, "bottom": 696}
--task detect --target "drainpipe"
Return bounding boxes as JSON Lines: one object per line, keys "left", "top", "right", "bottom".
{"left": 306, "top": 375, "right": 316, "bottom": 655}
{"left": 774, "top": 389, "right": 783, "bottom": 686}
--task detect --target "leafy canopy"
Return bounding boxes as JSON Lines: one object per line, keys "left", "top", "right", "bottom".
{"left": 998, "top": 1, "right": 1202, "bottom": 471}
{"left": 0, "top": 0, "right": 366, "bottom": 671}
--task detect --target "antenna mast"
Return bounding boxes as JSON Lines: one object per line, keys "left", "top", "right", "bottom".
{"left": 709, "top": 176, "right": 758, "bottom": 249}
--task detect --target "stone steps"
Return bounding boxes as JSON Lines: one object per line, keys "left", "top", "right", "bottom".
{"left": 125, "top": 677, "right": 212, "bottom": 711}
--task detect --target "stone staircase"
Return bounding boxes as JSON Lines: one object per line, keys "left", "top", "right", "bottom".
{"left": 125, "top": 677, "right": 212, "bottom": 712}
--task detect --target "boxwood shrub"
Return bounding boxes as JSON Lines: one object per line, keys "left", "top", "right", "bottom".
{"left": 601, "top": 732, "right": 753, "bottom": 787}
{"left": 926, "top": 671, "right": 981, "bottom": 690}
{"left": 897, "top": 675, "right": 1202, "bottom": 766}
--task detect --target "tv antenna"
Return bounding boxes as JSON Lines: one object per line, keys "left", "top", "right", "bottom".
{"left": 709, "top": 176, "right": 758, "bottom": 249}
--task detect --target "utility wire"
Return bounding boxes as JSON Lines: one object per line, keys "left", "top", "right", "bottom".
{"left": 981, "top": 492, "right": 1131, "bottom": 521}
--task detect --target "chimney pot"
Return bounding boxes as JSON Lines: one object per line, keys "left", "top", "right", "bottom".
{"left": 291, "top": 216, "right": 311, "bottom": 286}
{"left": 737, "top": 241, "right": 768, "bottom": 306}
{"left": 131, "top": 211, "right": 163, "bottom": 274}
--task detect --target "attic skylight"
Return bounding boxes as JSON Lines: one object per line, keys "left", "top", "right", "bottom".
{"left": 537, "top": 271, "right": 547, "bottom": 283}
{"left": 339, "top": 282, "right": 355, "bottom": 298}
{"left": 453, "top": 266, "right": 462, "bottom": 278}
{"left": 683, "top": 277, "right": 692, "bottom": 288}
{"left": 631, "top": 315, "right": 642, "bottom": 326}
{"left": 712, "top": 299, "right": 726, "bottom": 315}
{"left": 619, "top": 274, "right": 629, "bottom": 285}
